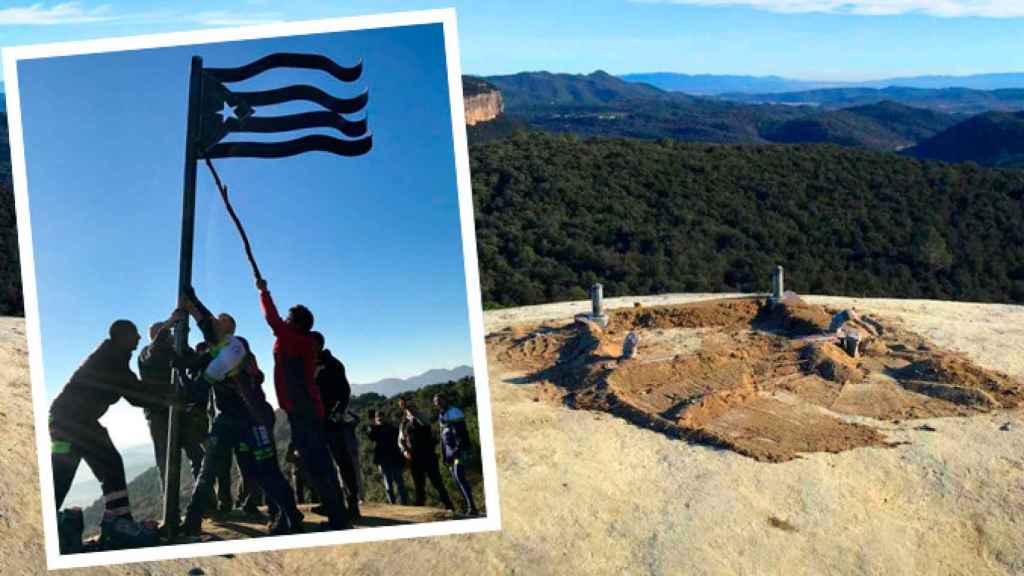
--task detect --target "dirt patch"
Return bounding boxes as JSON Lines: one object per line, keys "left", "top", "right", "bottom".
{"left": 488, "top": 326, "right": 572, "bottom": 372}
{"left": 675, "top": 386, "right": 759, "bottom": 428}
{"left": 897, "top": 354, "right": 1022, "bottom": 409}
{"left": 611, "top": 298, "right": 762, "bottom": 330}
{"left": 696, "top": 395, "right": 891, "bottom": 462}
{"left": 829, "top": 373, "right": 975, "bottom": 420}
{"left": 802, "top": 342, "right": 865, "bottom": 384}
{"left": 489, "top": 296, "right": 1024, "bottom": 462}
{"left": 609, "top": 354, "right": 754, "bottom": 417}
{"left": 772, "top": 302, "right": 835, "bottom": 336}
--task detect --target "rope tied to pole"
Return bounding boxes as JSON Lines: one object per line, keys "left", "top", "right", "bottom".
{"left": 203, "top": 158, "right": 264, "bottom": 282}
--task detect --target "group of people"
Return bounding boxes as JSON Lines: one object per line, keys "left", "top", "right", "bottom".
{"left": 49, "top": 276, "right": 479, "bottom": 548}
{"left": 363, "top": 395, "right": 479, "bottom": 516}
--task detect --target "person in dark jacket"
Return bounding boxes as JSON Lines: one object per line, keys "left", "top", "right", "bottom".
{"left": 434, "top": 394, "right": 479, "bottom": 516}
{"left": 256, "top": 277, "right": 351, "bottom": 530}
{"left": 284, "top": 441, "right": 321, "bottom": 505}
{"left": 137, "top": 318, "right": 207, "bottom": 497}
{"left": 366, "top": 408, "right": 408, "bottom": 505}
{"left": 237, "top": 467, "right": 264, "bottom": 515}
{"left": 50, "top": 318, "right": 178, "bottom": 522}
{"left": 340, "top": 410, "right": 365, "bottom": 501}
{"left": 179, "top": 287, "right": 302, "bottom": 536}
{"left": 310, "top": 331, "right": 362, "bottom": 519}
{"left": 397, "top": 399, "right": 454, "bottom": 511}
{"left": 193, "top": 341, "right": 234, "bottom": 514}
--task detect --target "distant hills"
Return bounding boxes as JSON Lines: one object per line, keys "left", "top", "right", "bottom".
{"left": 758, "top": 101, "right": 958, "bottom": 150}
{"left": 479, "top": 71, "right": 960, "bottom": 151}
{"left": 471, "top": 71, "right": 1024, "bottom": 166}
{"left": 65, "top": 444, "right": 155, "bottom": 508}
{"left": 621, "top": 73, "right": 832, "bottom": 95}
{"left": 840, "top": 101, "right": 960, "bottom": 143}
{"left": 485, "top": 70, "right": 672, "bottom": 109}
{"left": 622, "top": 71, "right": 1024, "bottom": 95}
{"left": 352, "top": 365, "right": 474, "bottom": 398}
{"left": 908, "top": 111, "right": 1024, "bottom": 168}
{"left": 717, "top": 86, "right": 1024, "bottom": 116}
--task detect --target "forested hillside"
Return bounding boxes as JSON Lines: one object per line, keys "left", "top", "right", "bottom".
{"left": 471, "top": 132, "right": 1024, "bottom": 307}
{"left": 0, "top": 114, "right": 21, "bottom": 316}
{"left": 908, "top": 111, "right": 1024, "bottom": 168}
{"left": 485, "top": 72, "right": 961, "bottom": 151}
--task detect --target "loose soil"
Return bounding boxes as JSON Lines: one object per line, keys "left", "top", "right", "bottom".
{"left": 488, "top": 296, "right": 1024, "bottom": 462}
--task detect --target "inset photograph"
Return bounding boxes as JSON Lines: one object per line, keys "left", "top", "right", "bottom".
{"left": 4, "top": 9, "right": 498, "bottom": 569}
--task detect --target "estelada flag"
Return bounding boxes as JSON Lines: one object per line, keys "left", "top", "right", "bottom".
{"left": 196, "top": 53, "right": 372, "bottom": 159}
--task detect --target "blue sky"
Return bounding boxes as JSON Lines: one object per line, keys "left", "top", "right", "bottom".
{"left": 18, "top": 23, "right": 475, "bottom": 453}
{"left": 1, "top": 1, "right": 1023, "bottom": 81}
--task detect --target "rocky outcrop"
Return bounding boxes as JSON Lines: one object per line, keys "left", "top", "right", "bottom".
{"left": 464, "top": 90, "right": 503, "bottom": 126}
{"left": 463, "top": 75, "right": 503, "bottom": 125}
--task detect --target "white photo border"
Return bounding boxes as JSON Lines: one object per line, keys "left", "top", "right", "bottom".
{"left": 2, "top": 7, "right": 502, "bottom": 570}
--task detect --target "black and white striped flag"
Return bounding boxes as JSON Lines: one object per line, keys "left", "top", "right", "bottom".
{"left": 196, "top": 53, "right": 372, "bottom": 159}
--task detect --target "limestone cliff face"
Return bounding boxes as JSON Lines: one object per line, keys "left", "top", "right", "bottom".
{"left": 464, "top": 90, "right": 504, "bottom": 126}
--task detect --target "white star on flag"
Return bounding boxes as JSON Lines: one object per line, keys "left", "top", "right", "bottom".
{"left": 217, "top": 101, "right": 238, "bottom": 123}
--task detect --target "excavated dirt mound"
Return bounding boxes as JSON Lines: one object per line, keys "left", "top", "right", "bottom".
{"left": 802, "top": 341, "right": 865, "bottom": 384}
{"left": 773, "top": 302, "right": 835, "bottom": 336}
{"left": 897, "top": 354, "right": 1022, "bottom": 408}
{"left": 684, "top": 394, "right": 891, "bottom": 463}
{"left": 611, "top": 298, "right": 762, "bottom": 330}
{"left": 488, "top": 325, "right": 571, "bottom": 371}
{"left": 491, "top": 296, "right": 1024, "bottom": 462}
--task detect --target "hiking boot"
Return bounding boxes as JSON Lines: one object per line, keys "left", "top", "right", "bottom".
{"left": 57, "top": 508, "right": 84, "bottom": 554}
{"left": 181, "top": 518, "right": 202, "bottom": 538}
{"left": 100, "top": 514, "right": 159, "bottom": 549}
{"left": 288, "top": 510, "right": 306, "bottom": 534}
{"left": 320, "top": 517, "right": 353, "bottom": 531}
{"left": 325, "top": 513, "right": 353, "bottom": 531}
{"left": 269, "top": 516, "right": 291, "bottom": 536}
{"left": 265, "top": 510, "right": 279, "bottom": 532}
{"left": 269, "top": 509, "right": 305, "bottom": 536}
{"left": 347, "top": 497, "right": 362, "bottom": 522}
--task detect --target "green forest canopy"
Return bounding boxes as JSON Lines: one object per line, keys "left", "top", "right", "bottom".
{"left": 471, "top": 132, "right": 1024, "bottom": 308}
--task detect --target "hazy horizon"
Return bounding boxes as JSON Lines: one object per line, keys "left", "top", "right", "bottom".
{"left": 0, "top": 1, "right": 1022, "bottom": 81}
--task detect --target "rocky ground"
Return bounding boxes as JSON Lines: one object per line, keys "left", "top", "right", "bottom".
{"left": 0, "top": 294, "right": 1022, "bottom": 574}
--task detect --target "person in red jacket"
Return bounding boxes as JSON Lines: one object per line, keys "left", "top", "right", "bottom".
{"left": 256, "top": 277, "right": 351, "bottom": 530}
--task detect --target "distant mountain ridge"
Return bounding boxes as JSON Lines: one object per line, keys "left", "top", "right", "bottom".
{"left": 908, "top": 111, "right": 1024, "bottom": 168}
{"left": 758, "top": 101, "right": 959, "bottom": 149}
{"left": 717, "top": 86, "right": 1024, "bottom": 116}
{"left": 352, "top": 365, "right": 474, "bottom": 398}
{"left": 479, "top": 71, "right": 959, "bottom": 151}
{"left": 485, "top": 70, "right": 676, "bottom": 109}
{"left": 622, "top": 72, "right": 1024, "bottom": 95}
{"left": 621, "top": 73, "right": 833, "bottom": 95}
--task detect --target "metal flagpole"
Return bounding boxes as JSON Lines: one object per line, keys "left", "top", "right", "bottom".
{"left": 164, "top": 55, "right": 203, "bottom": 539}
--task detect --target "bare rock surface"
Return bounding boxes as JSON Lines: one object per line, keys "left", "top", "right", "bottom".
{"left": 1, "top": 294, "right": 1022, "bottom": 574}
